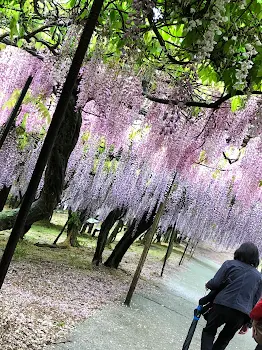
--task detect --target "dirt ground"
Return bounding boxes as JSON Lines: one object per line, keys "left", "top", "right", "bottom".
{"left": 0, "top": 234, "right": 179, "bottom": 349}
{"left": 0, "top": 213, "right": 232, "bottom": 350}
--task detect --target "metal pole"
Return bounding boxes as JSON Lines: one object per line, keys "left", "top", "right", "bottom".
{"left": 0, "top": 76, "right": 33, "bottom": 150}
{"left": 0, "top": 0, "right": 104, "bottom": 289}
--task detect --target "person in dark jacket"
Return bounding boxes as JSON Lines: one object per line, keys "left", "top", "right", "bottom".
{"left": 201, "top": 242, "right": 262, "bottom": 350}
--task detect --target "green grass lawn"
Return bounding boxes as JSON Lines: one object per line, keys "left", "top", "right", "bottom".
{"left": 0, "top": 211, "right": 185, "bottom": 271}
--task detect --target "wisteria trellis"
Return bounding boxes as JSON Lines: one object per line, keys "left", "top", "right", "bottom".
{"left": 1, "top": 46, "right": 262, "bottom": 252}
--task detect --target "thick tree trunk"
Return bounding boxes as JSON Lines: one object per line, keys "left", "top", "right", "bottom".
{"left": 0, "top": 185, "right": 11, "bottom": 212}
{"left": 62, "top": 210, "right": 81, "bottom": 247}
{"left": 0, "top": 1, "right": 104, "bottom": 289}
{"left": 0, "top": 87, "right": 82, "bottom": 232}
{"left": 107, "top": 219, "right": 124, "bottom": 244}
{"left": 80, "top": 222, "right": 89, "bottom": 235}
{"left": 92, "top": 208, "right": 123, "bottom": 266}
{"left": 104, "top": 210, "right": 156, "bottom": 269}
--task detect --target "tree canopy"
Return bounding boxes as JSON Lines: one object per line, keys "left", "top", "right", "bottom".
{"left": 1, "top": 0, "right": 262, "bottom": 263}
{"left": 1, "top": 0, "right": 262, "bottom": 108}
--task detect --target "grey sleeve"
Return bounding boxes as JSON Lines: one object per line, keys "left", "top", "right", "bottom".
{"left": 206, "top": 261, "right": 229, "bottom": 290}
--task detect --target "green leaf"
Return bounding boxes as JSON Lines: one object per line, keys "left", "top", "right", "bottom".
{"left": 21, "top": 113, "right": 29, "bottom": 129}
{"left": 17, "top": 131, "right": 28, "bottom": 149}
{"left": 231, "top": 96, "right": 244, "bottom": 112}
{"left": 2, "top": 89, "right": 20, "bottom": 110}
{"left": 35, "top": 42, "right": 43, "bottom": 50}
{"left": 116, "top": 39, "right": 124, "bottom": 49}
{"left": 69, "top": 0, "right": 77, "bottom": 7}
{"left": 198, "top": 65, "right": 218, "bottom": 84}
{"left": 36, "top": 100, "right": 51, "bottom": 123}
{"left": 109, "top": 10, "right": 116, "bottom": 23}
{"left": 9, "top": 17, "right": 18, "bottom": 39}
{"left": 17, "top": 39, "right": 24, "bottom": 48}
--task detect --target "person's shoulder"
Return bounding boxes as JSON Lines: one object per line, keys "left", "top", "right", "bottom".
{"left": 247, "top": 266, "right": 261, "bottom": 281}
{"left": 218, "top": 260, "right": 235, "bottom": 270}
{"left": 223, "top": 259, "right": 236, "bottom": 266}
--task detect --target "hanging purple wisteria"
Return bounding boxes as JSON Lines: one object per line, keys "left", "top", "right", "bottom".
{"left": 1, "top": 46, "right": 262, "bottom": 254}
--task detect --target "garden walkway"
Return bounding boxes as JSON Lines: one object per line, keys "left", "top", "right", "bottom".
{"left": 49, "top": 257, "right": 256, "bottom": 350}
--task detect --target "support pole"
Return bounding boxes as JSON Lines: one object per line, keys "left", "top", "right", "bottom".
{"left": 189, "top": 240, "right": 199, "bottom": 259}
{"left": 53, "top": 218, "right": 69, "bottom": 245}
{"left": 160, "top": 224, "right": 177, "bottom": 277}
{"left": 0, "top": 76, "right": 33, "bottom": 150}
{"left": 124, "top": 174, "right": 176, "bottom": 306}
{"left": 179, "top": 238, "right": 191, "bottom": 266}
{"left": 0, "top": 0, "right": 104, "bottom": 289}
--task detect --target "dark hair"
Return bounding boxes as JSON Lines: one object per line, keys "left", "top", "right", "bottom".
{"left": 234, "top": 242, "right": 260, "bottom": 268}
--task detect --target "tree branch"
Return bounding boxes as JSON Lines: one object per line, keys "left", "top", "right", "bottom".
{"left": 32, "top": 37, "right": 60, "bottom": 55}
{"left": 194, "top": 162, "right": 231, "bottom": 172}
{"left": 147, "top": 11, "right": 190, "bottom": 66}
{"left": 1, "top": 38, "right": 44, "bottom": 60}
{"left": 144, "top": 90, "right": 262, "bottom": 109}
{"left": 23, "top": 23, "right": 58, "bottom": 41}
{"left": 223, "top": 134, "right": 253, "bottom": 164}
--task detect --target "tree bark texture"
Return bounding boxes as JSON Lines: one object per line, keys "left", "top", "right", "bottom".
{"left": 104, "top": 210, "right": 156, "bottom": 269}
{"left": 92, "top": 208, "right": 124, "bottom": 266}
{"left": 62, "top": 210, "right": 81, "bottom": 247}
{"left": 0, "top": 88, "right": 82, "bottom": 232}
{"left": 7, "top": 193, "right": 21, "bottom": 209}
{"left": 0, "top": 185, "right": 11, "bottom": 212}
